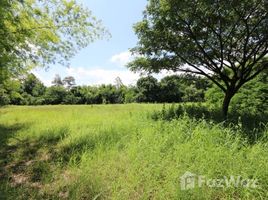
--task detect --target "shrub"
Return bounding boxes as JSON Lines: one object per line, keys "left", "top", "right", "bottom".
{"left": 205, "top": 72, "right": 268, "bottom": 115}
{"left": 0, "top": 88, "right": 10, "bottom": 106}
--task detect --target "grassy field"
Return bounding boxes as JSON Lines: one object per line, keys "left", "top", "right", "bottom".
{"left": 0, "top": 104, "right": 267, "bottom": 199}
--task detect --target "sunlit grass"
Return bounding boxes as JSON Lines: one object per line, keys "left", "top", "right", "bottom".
{"left": 0, "top": 104, "right": 267, "bottom": 199}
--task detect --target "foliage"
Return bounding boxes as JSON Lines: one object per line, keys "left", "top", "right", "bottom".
{"left": 158, "top": 74, "right": 210, "bottom": 103}
{"left": 0, "top": 88, "right": 10, "bottom": 106}
{"left": 62, "top": 76, "right": 76, "bottom": 90}
{"left": 159, "top": 75, "right": 183, "bottom": 102}
{"left": 73, "top": 86, "right": 102, "bottom": 104}
{"left": 97, "top": 84, "right": 124, "bottom": 104}
{"left": 44, "top": 86, "right": 67, "bottom": 104}
{"left": 206, "top": 72, "right": 268, "bottom": 114}
{"left": 128, "top": 0, "right": 268, "bottom": 117}
{"left": 151, "top": 103, "right": 268, "bottom": 139}
{"left": 0, "top": 0, "right": 108, "bottom": 82}
{"left": 0, "top": 74, "right": 211, "bottom": 106}
{"left": 232, "top": 72, "right": 268, "bottom": 114}
{"left": 123, "top": 86, "right": 137, "bottom": 103}
{"left": 51, "top": 74, "right": 63, "bottom": 86}
{"left": 22, "top": 73, "right": 46, "bottom": 97}
{"left": 0, "top": 71, "right": 265, "bottom": 111}
{"left": 62, "top": 93, "right": 81, "bottom": 105}
{"left": 136, "top": 76, "right": 160, "bottom": 102}
{"left": 1, "top": 79, "right": 24, "bottom": 105}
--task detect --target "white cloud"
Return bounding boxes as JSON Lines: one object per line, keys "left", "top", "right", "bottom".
{"left": 66, "top": 67, "right": 140, "bottom": 86}
{"left": 110, "top": 51, "right": 133, "bottom": 66}
{"left": 66, "top": 67, "right": 181, "bottom": 86}
{"left": 32, "top": 67, "right": 180, "bottom": 87}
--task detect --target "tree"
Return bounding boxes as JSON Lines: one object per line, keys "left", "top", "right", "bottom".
{"left": 0, "top": 0, "right": 108, "bottom": 83}
{"left": 159, "top": 74, "right": 209, "bottom": 103}
{"left": 114, "top": 77, "right": 124, "bottom": 89}
{"left": 124, "top": 86, "right": 138, "bottom": 103}
{"left": 206, "top": 70, "right": 268, "bottom": 114}
{"left": 179, "top": 74, "right": 210, "bottom": 102}
{"left": 63, "top": 93, "right": 80, "bottom": 104}
{"left": 63, "top": 76, "right": 76, "bottom": 90}
{"left": 98, "top": 84, "right": 124, "bottom": 104}
{"left": 0, "top": 88, "right": 10, "bottom": 106}
{"left": 44, "top": 86, "right": 67, "bottom": 104}
{"left": 22, "top": 73, "right": 46, "bottom": 97}
{"left": 128, "top": 0, "right": 268, "bottom": 118}
{"left": 159, "top": 75, "right": 183, "bottom": 103}
{"left": 76, "top": 86, "right": 102, "bottom": 104}
{"left": 1, "top": 79, "right": 24, "bottom": 105}
{"left": 181, "top": 85, "right": 204, "bottom": 102}
{"left": 136, "top": 76, "right": 160, "bottom": 102}
{"left": 52, "top": 74, "right": 63, "bottom": 86}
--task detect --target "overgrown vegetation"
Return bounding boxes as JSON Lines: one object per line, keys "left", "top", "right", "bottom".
{"left": 0, "top": 105, "right": 267, "bottom": 199}
{"left": 128, "top": 0, "right": 268, "bottom": 118}
{"left": 0, "top": 0, "right": 267, "bottom": 199}
{"left": 151, "top": 103, "right": 268, "bottom": 143}
{"left": 0, "top": 73, "right": 210, "bottom": 105}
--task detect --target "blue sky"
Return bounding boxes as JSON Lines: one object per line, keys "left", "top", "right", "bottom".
{"left": 33, "top": 0, "right": 146, "bottom": 86}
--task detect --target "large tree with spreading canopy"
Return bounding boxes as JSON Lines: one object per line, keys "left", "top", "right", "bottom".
{"left": 128, "top": 0, "right": 268, "bottom": 118}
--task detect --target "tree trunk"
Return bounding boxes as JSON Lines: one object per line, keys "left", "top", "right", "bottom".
{"left": 222, "top": 91, "right": 234, "bottom": 120}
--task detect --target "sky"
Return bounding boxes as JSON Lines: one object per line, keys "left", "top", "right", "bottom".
{"left": 33, "top": 0, "right": 173, "bottom": 86}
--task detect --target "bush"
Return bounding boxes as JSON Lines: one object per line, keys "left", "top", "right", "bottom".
{"left": 0, "top": 88, "right": 10, "bottom": 106}
{"left": 151, "top": 103, "right": 268, "bottom": 142}
{"left": 205, "top": 72, "right": 268, "bottom": 115}
{"left": 63, "top": 94, "right": 81, "bottom": 104}
{"left": 151, "top": 103, "right": 222, "bottom": 121}
{"left": 44, "top": 86, "right": 67, "bottom": 104}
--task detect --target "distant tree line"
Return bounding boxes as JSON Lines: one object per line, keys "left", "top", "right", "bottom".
{"left": 0, "top": 73, "right": 211, "bottom": 105}
{"left": 0, "top": 71, "right": 267, "bottom": 115}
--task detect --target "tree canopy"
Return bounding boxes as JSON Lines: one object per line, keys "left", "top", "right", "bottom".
{"left": 0, "top": 0, "right": 108, "bottom": 82}
{"left": 0, "top": 73, "right": 211, "bottom": 106}
{"left": 128, "top": 0, "right": 268, "bottom": 117}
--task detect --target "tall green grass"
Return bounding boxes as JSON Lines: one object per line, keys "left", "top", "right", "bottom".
{"left": 0, "top": 104, "right": 267, "bottom": 199}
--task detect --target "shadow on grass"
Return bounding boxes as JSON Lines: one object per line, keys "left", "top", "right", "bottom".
{"left": 0, "top": 124, "right": 70, "bottom": 199}
{"left": 0, "top": 123, "right": 29, "bottom": 169}
{"left": 151, "top": 103, "right": 268, "bottom": 144}
{"left": 0, "top": 123, "right": 29, "bottom": 199}
{"left": 0, "top": 120, "right": 112, "bottom": 199}
{"left": 59, "top": 129, "right": 124, "bottom": 163}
